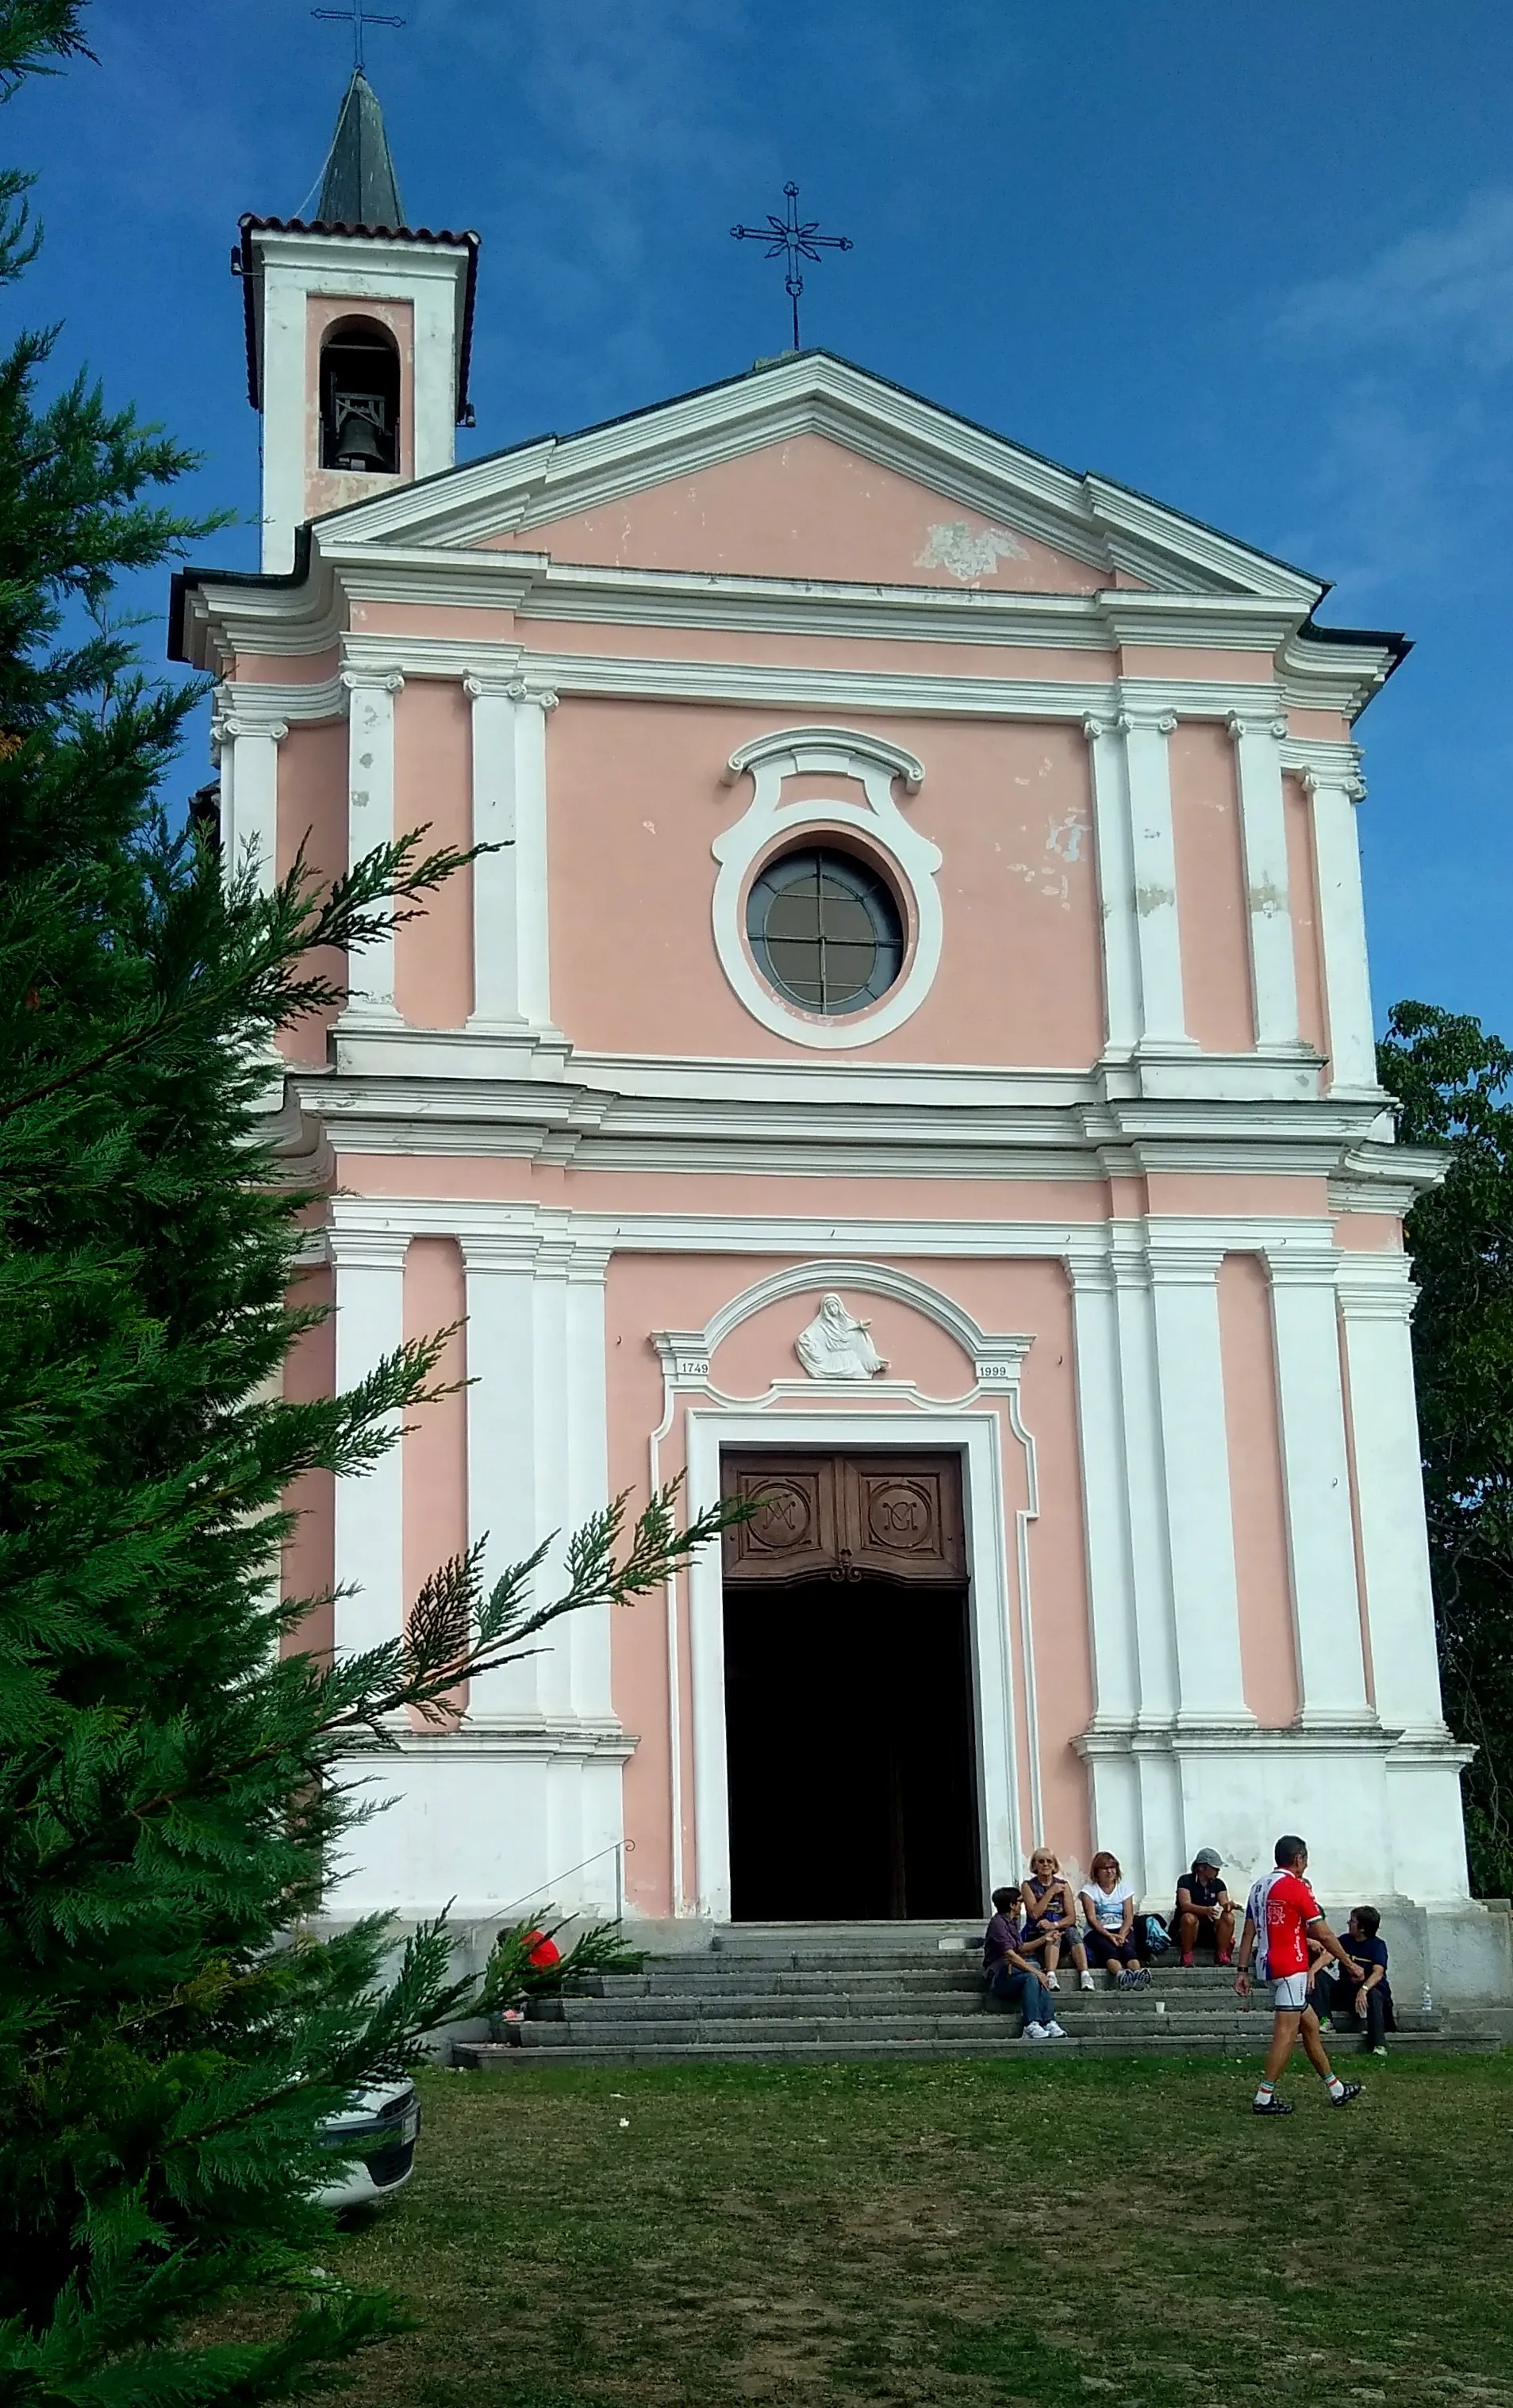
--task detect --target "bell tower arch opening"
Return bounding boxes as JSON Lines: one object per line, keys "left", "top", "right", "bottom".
{"left": 319, "top": 316, "right": 401, "bottom": 473}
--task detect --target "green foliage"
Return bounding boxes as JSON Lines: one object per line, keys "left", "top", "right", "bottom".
{"left": 1378, "top": 999, "right": 1513, "bottom": 1895}
{"left": 482, "top": 1915, "right": 645, "bottom": 2015}
{"left": 0, "top": 12, "right": 734, "bottom": 2402}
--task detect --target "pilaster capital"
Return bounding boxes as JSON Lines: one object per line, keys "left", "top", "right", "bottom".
{"left": 463, "top": 669, "right": 520, "bottom": 702}
{"left": 1116, "top": 707, "right": 1177, "bottom": 738}
{"left": 1334, "top": 1254, "right": 1419, "bottom": 1321}
{"left": 211, "top": 700, "right": 290, "bottom": 747}
{"left": 1081, "top": 712, "right": 1116, "bottom": 745}
{"left": 459, "top": 1229, "right": 542, "bottom": 1276}
{"left": 1225, "top": 709, "right": 1289, "bottom": 742}
{"left": 341, "top": 665, "right": 405, "bottom": 697}
{"left": 505, "top": 679, "right": 560, "bottom": 712}
{"left": 1302, "top": 763, "right": 1366, "bottom": 803}
{"left": 326, "top": 1223, "right": 411, "bottom": 1274}
{"left": 1144, "top": 1234, "right": 1225, "bottom": 1283}
{"left": 1261, "top": 1240, "right": 1343, "bottom": 1288}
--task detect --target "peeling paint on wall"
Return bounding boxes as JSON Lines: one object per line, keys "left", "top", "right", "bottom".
{"left": 915, "top": 520, "right": 1029, "bottom": 581}
{"left": 1248, "top": 880, "right": 1287, "bottom": 917}
{"left": 1135, "top": 882, "right": 1177, "bottom": 916}
{"left": 1002, "top": 805, "right": 1091, "bottom": 909}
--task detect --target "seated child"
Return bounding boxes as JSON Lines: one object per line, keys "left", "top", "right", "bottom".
{"left": 1307, "top": 1904, "right": 1394, "bottom": 2054}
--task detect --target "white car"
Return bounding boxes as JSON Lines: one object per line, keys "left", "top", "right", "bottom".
{"left": 315, "top": 2079, "right": 421, "bottom": 2210}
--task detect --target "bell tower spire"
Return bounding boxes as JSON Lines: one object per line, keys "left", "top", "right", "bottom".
{"left": 316, "top": 66, "right": 405, "bottom": 230}
{"left": 235, "top": 67, "right": 478, "bottom": 572}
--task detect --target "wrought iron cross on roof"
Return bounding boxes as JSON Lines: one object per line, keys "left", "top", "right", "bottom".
{"left": 312, "top": 0, "right": 405, "bottom": 71}
{"left": 731, "top": 182, "right": 853, "bottom": 352}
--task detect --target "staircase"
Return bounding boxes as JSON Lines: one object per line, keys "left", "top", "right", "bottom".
{"left": 452, "top": 1927, "right": 1504, "bottom": 2069}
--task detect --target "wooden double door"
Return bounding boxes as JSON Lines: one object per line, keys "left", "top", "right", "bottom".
{"left": 720, "top": 1451, "right": 981, "bottom": 1923}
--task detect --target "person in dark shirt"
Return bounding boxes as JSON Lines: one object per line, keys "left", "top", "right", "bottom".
{"left": 1174, "top": 1847, "right": 1236, "bottom": 1965}
{"left": 1308, "top": 1904, "right": 1394, "bottom": 2054}
{"left": 983, "top": 1885, "right": 1066, "bottom": 2040}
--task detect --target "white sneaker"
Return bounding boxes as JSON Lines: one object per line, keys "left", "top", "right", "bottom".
{"left": 1022, "top": 2022, "right": 1050, "bottom": 2040}
{"left": 1046, "top": 1972, "right": 1061, "bottom": 1992}
{"left": 1079, "top": 1971, "right": 1096, "bottom": 1992}
{"left": 1044, "top": 2019, "right": 1069, "bottom": 2038}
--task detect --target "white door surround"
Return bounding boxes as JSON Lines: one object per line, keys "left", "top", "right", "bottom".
{"left": 682, "top": 1409, "right": 1023, "bottom": 1923}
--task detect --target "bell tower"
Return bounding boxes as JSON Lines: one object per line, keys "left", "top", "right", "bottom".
{"left": 236, "top": 69, "right": 478, "bottom": 572}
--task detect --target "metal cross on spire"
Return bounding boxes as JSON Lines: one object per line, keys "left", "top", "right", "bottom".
{"left": 312, "top": 0, "right": 405, "bottom": 72}
{"left": 731, "top": 182, "right": 854, "bottom": 352}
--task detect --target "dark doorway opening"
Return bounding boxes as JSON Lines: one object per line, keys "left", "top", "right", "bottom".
{"left": 723, "top": 1571, "right": 982, "bottom": 1923}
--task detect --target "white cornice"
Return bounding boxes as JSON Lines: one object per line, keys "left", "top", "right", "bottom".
{"left": 292, "top": 355, "right": 1325, "bottom": 604}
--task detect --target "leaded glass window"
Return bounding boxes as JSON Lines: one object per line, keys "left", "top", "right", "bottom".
{"left": 745, "top": 847, "right": 904, "bottom": 1015}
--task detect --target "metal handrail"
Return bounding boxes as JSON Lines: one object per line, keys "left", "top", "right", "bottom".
{"left": 493, "top": 1838, "right": 636, "bottom": 1930}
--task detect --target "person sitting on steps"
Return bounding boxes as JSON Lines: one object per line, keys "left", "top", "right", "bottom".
{"left": 1174, "top": 1847, "right": 1236, "bottom": 1967}
{"left": 1308, "top": 1904, "right": 1395, "bottom": 2057}
{"left": 982, "top": 1885, "right": 1069, "bottom": 2041}
{"left": 1018, "top": 1849, "right": 1095, "bottom": 1992}
{"left": 1079, "top": 1852, "right": 1150, "bottom": 1989}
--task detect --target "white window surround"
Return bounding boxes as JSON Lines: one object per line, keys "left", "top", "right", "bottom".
{"left": 711, "top": 727, "right": 942, "bottom": 1051}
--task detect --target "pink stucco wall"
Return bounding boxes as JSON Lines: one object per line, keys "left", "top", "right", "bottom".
{"left": 488, "top": 433, "right": 1106, "bottom": 594}
{"left": 394, "top": 680, "right": 474, "bottom": 1028}
{"left": 402, "top": 1237, "right": 470, "bottom": 1719}
{"left": 1284, "top": 771, "right": 1328, "bottom": 1062}
{"left": 1170, "top": 722, "right": 1254, "bottom": 1053}
{"left": 276, "top": 720, "right": 348, "bottom": 1066}
{"left": 281, "top": 1263, "right": 336, "bottom": 1661}
{"left": 547, "top": 700, "right": 1105, "bottom": 1067}
{"left": 1219, "top": 1252, "right": 1299, "bottom": 1728}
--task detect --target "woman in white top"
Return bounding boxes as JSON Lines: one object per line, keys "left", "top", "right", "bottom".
{"left": 1079, "top": 1850, "right": 1150, "bottom": 1990}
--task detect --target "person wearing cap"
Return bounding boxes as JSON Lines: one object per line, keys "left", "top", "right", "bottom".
{"left": 1174, "top": 1849, "right": 1235, "bottom": 1967}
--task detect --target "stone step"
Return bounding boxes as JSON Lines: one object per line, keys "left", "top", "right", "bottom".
{"left": 594, "top": 1961, "right": 1244, "bottom": 1996}
{"left": 543, "top": 1995, "right": 1450, "bottom": 2032}
{"left": 455, "top": 2026, "right": 1501, "bottom": 2071}
{"left": 515, "top": 2008, "right": 1454, "bottom": 2049}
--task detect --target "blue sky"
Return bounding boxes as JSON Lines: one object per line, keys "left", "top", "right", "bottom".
{"left": 21, "top": 1, "right": 1513, "bottom": 1035}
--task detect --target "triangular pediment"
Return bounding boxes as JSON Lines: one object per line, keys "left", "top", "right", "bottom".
{"left": 309, "top": 351, "right": 1324, "bottom": 604}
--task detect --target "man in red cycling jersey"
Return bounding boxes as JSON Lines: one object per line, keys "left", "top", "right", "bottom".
{"left": 1235, "top": 1835, "right": 1364, "bottom": 2115}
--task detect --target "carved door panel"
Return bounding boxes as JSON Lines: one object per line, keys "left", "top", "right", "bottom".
{"left": 843, "top": 1455, "right": 966, "bottom": 1583}
{"left": 721, "top": 1451, "right": 965, "bottom": 1586}
{"left": 722, "top": 1453, "right": 841, "bottom": 1583}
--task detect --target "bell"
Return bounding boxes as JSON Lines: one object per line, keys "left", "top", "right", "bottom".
{"left": 332, "top": 407, "right": 386, "bottom": 470}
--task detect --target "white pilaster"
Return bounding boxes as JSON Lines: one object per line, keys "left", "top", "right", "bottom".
{"left": 211, "top": 704, "right": 288, "bottom": 895}
{"left": 1266, "top": 1250, "right": 1372, "bottom": 1724}
{"left": 463, "top": 673, "right": 557, "bottom": 1033}
{"left": 1305, "top": 762, "right": 1378, "bottom": 1093}
{"left": 1108, "top": 1241, "right": 1181, "bottom": 1730}
{"left": 1068, "top": 1260, "right": 1141, "bottom": 1726}
{"left": 1146, "top": 1235, "right": 1252, "bottom": 1725}
{"left": 1336, "top": 1256, "right": 1448, "bottom": 1735}
{"left": 1227, "top": 710, "right": 1300, "bottom": 1049}
{"left": 1081, "top": 715, "right": 1141, "bottom": 1056}
{"left": 460, "top": 1226, "right": 614, "bottom": 1726}
{"left": 340, "top": 666, "right": 405, "bottom": 1026}
{"left": 563, "top": 1247, "right": 615, "bottom": 1719}
{"left": 1117, "top": 704, "right": 1189, "bottom": 1047}
{"left": 330, "top": 1227, "right": 409, "bottom": 1666}
{"left": 460, "top": 1229, "right": 544, "bottom": 1720}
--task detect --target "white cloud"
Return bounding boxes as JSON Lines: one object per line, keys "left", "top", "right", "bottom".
{"left": 1278, "top": 188, "right": 1513, "bottom": 371}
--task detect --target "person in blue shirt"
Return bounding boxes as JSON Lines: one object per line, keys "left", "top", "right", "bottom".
{"left": 1308, "top": 1904, "right": 1394, "bottom": 2055}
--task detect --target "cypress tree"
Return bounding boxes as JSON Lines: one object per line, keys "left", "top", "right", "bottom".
{"left": 0, "top": 11, "right": 727, "bottom": 2397}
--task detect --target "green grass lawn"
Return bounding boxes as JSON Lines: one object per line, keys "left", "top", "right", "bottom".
{"left": 328, "top": 2055, "right": 1513, "bottom": 2406}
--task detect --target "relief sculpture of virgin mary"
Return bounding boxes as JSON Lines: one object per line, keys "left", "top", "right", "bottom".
{"left": 795, "top": 1293, "right": 889, "bottom": 1382}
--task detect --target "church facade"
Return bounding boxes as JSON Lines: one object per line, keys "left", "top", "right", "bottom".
{"left": 174, "top": 74, "right": 1494, "bottom": 1988}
